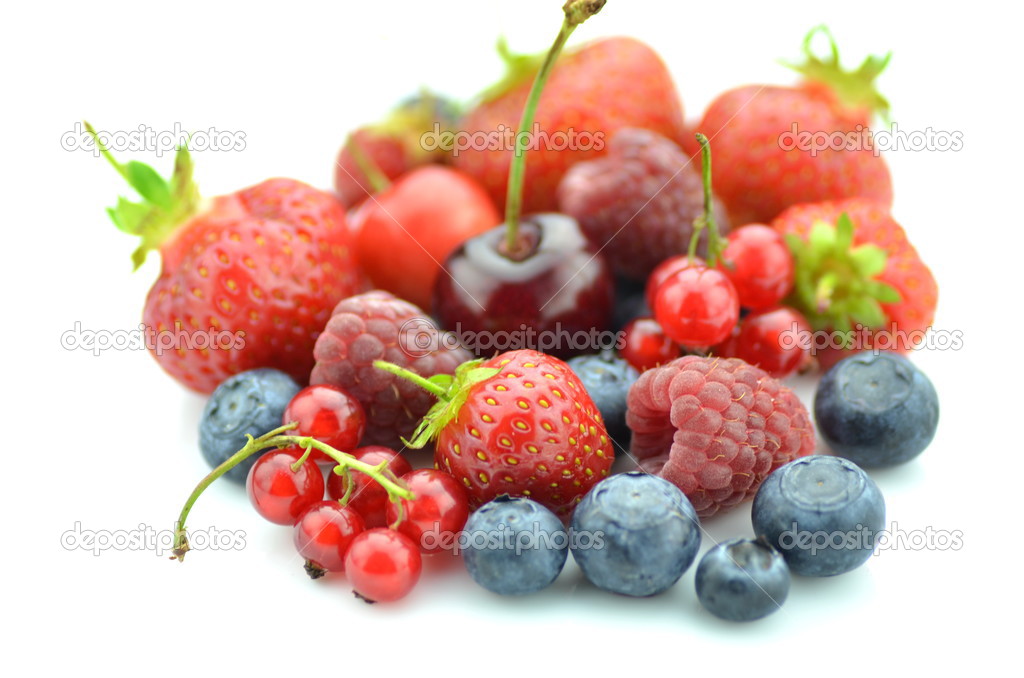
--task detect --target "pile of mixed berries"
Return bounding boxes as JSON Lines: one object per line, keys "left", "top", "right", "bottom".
{"left": 94, "top": 0, "right": 941, "bottom": 621}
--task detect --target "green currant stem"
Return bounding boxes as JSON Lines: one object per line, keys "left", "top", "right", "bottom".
{"left": 171, "top": 424, "right": 414, "bottom": 562}
{"left": 345, "top": 134, "right": 391, "bottom": 193}
{"left": 687, "top": 133, "right": 726, "bottom": 267}
{"left": 503, "top": 0, "right": 606, "bottom": 255}
{"left": 372, "top": 360, "right": 449, "bottom": 399}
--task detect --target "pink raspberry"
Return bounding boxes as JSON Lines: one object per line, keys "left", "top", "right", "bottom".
{"left": 557, "top": 127, "right": 731, "bottom": 280}
{"left": 310, "top": 291, "right": 471, "bottom": 448}
{"left": 626, "top": 355, "right": 814, "bottom": 517}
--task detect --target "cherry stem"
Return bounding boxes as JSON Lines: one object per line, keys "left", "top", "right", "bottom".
{"left": 171, "top": 423, "right": 414, "bottom": 562}
{"left": 372, "top": 360, "right": 449, "bottom": 399}
{"left": 687, "top": 133, "right": 725, "bottom": 267}
{"left": 503, "top": 0, "right": 606, "bottom": 255}
{"left": 345, "top": 134, "right": 391, "bottom": 194}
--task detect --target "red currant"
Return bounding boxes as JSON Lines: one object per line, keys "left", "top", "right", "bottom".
{"left": 646, "top": 255, "right": 704, "bottom": 310}
{"left": 345, "top": 528, "right": 422, "bottom": 603}
{"left": 246, "top": 448, "right": 325, "bottom": 525}
{"left": 283, "top": 385, "right": 366, "bottom": 462}
{"left": 654, "top": 266, "right": 739, "bottom": 347}
{"left": 326, "top": 446, "right": 413, "bottom": 527}
{"left": 720, "top": 225, "right": 794, "bottom": 310}
{"left": 620, "top": 317, "right": 679, "bottom": 372}
{"left": 293, "top": 501, "right": 366, "bottom": 577}
{"left": 715, "top": 307, "right": 811, "bottom": 378}
{"left": 385, "top": 469, "right": 470, "bottom": 553}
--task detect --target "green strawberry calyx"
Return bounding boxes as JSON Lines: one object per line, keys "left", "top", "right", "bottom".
{"left": 784, "top": 25, "right": 891, "bottom": 123}
{"left": 372, "top": 359, "right": 501, "bottom": 448}
{"left": 85, "top": 121, "right": 200, "bottom": 270}
{"left": 784, "top": 213, "right": 901, "bottom": 344}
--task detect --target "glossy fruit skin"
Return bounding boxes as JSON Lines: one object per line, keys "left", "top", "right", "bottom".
{"left": 462, "top": 496, "right": 569, "bottom": 596}
{"left": 293, "top": 501, "right": 366, "bottom": 574}
{"left": 385, "top": 469, "right": 471, "bottom": 553}
{"left": 752, "top": 456, "right": 885, "bottom": 576}
{"left": 144, "top": 179, "right": 363, "bottom": 393}
{"left": 720, "top": 225, "right": 794, "bottom": 310}
{"left": 454, "top": 37, "right": 686, "bottom": 214}
{"left": 344, "top": 528, "right": 422, "bottom": 603}
{"left": 350, "top": 166, "right": 500, "bottom": 310}
{"left": 567, "top": 353, "right": 639, "bottom": 449}
{"left": 716, "top": 308, "right": 812, "bottom": 379}
{"left": 695, "top": 538, "right": 790, "bottom": 622}
{"left": 654, "top": 266, "right": 740, "bottom": 348}
{"left": 814, "top": 353, "right": 939, "bottom": 467}
{"left": 435, "top": 349, "right": 614, "bottom": 518}
{"left": 432, "top": 215, "right": 614, "bottom": 359}
{"left": 619, "top": 318, "right": 679, "bottom": 373}
{"left": 570, "top": 473, "right": 701, "bottom": 597}
{"left": 326, "top": 446, "right": 413, "bottom": 528}
{"left": 199, "top": 368, "right": 301, "bottom": 483}
{"left": 282, "top": 384, "right": 366, "bottom": 463}
{"left": 645, "top": 256, "right": 703, "bottom": 310}
{"left": 246, "top": 448, "right": 325, "bottom": 526}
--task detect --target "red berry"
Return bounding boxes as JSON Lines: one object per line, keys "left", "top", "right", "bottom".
{"left": 293, "top": 501, "right": 365, "bottom": 576}
{"left": 326, "top": 446, "right": 413, "bottom": 528}
{"left": 720, "top": 225, "right": 794, "bottom": 310}
{"left": 345, "top": 528, "right": 422, "bottom": 603}
{"left": 283, "top": 385, "right": 367, "bottom": 462}
{"left": 645, "top": 255, "right": 703, "bottom": 310}
{"left": 385, "top": 469, "right": 470, "bottom": 553}
{"left": 620, "top": 318, "right": 679, "bottom": 372}
{"left": 654, "top": 266, "right": 740, "bottom": 347}
{"left": 246, "top": 448, "right": 325, "bottom": 525}
{"left": 716, "top": 308, "right": 811, "bottom": 378}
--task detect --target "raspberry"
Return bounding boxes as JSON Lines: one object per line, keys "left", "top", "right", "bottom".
{"left": 557, "top": 127, "right": 730, "bottom": 280}
{"left": 626, "top": 355, "right": 815, "bottom": 517}
{"left": 310, "top": 291, "right": 471, "bottom": 448}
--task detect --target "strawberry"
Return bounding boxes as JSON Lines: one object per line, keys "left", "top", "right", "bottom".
{"left": 771, "top": 198, "right": 938, "bottom": 368}
{"left": 453, "top": 35, "right": 686, "bottom": 214}
{"left": 375, "top": 349, "right": 614, "bottom": 518}
{"left": 88, "top": 124, "right": 363, "bottom": 393}
{"left": 693, "top": 27, "right": 893, "bottom": 225}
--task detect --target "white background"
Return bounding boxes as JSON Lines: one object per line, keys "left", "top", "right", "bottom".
{"left": 2, "top": 0, "right": 1016, "bottom": 674}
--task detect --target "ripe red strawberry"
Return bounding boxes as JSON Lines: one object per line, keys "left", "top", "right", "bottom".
{"left": 376, "top": 349, "right": 614, "bottom": 518}
{"left": 627, "top": 355, "right": 815, "bottom": 517}
{"left": 771, "top": 198, "right": 938, "bottom": 369}
{"left": 453, "top": 35, "right": 686, "bottom": 214}
{"left": 693, "top": 28, "right": 893, "bottom": 225}
{"left": 88, "top": 125, "right": 363, "bottom": 393}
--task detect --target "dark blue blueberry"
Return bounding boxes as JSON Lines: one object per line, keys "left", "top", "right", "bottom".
{"left": 752, "top": 456, "right": 885, "bottom": 577}
{"left": 570, "top": 472, "right": 701, "bottom": 597}
{"left": 461, "top": 496, "right": 569, "bottom": 596}
{"left": 695, "top": 538, "right": 790, "bottom": 622}
{"left": 612, "top": 277, "right": 651, "bottom": 332}
{"left": 199, "top": 368, "right": 301, "bottom": 483}
{"left": 567, "top": 352, "right": 639, "bottom": 449}
{"left": 814, "top": 353, "right": 939, "bottom": 468}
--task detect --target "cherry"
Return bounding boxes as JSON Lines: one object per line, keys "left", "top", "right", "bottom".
{"left": 720, "top": 225, "right": 794, "bottom": 310}
{"left": 385, "top": 469, "right": 470, "bottom": 553}
{"left": 345, "top": 528, "right": 423, "bottom": 603}
{"left": 326, "top": 446, "right": 413, "bottom": 528}
{"left": 716, "top": 307, "right": 812, "bottom": 378}
{"left": 283, "top": 385, "right": 366, "bottom": 463}
{"left": 654, "top": 266, "right": 740, "bottom": 348}
{"left": 246, "top": 447, "right": 325, "bottom": 525}
{"left": 620, "top": 317, "right": 679, "bottom": 372}
{"left": 293, "top": 501, "right": 366, "bottom": 577}
{"left": 351, "top": 166, "right": 500, "bottom": 310}
{"left": 646, "top": 255, "right": 704, "bottom": 311}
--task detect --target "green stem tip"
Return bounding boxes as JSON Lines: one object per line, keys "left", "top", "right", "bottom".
{"left": 687, "top": 133, "right": 725, "bottom": 266}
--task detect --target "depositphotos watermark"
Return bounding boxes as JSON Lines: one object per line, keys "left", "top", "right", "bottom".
{"left": 420, "top": 521, "right": 605, "bottom": 556}
{"left": 60, "top": 522, "right": 246, "bottom": 557}
{"left": 778, "top": 324, "right": 963, "bottom": 355}
{"left": 398, "top": 319, "right": 624, "bottom": 357}
{"left": 61, "top": 321, "right": 246, "bottom": 356}
{"left": 779, "top": 521, "right": 963, "bottom": 556}
{"left": 778, "top": 122, "right": 963, "bottom": 157}
{"left": 62, "top": 121, "right": 247, "bottom": 157}
{"left": 420, "top": 122, "right": 605, "bottom": 157}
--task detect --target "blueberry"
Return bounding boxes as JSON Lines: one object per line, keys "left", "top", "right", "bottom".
{"left": 695, "top": 538, "right": 790, "bottom": 621}
{"left": 570, "top": 472, "right": 701, "bottom": 597}
{"left": 752, "top": 456, "right": 885, "bottom": 576}
{"left": 814, "top": 353, "right": 939, "bottom": 467}
{"left": 611, "top": 277, "right": 651, "bottom": 332}
{"left": 199, "top": 368, "right": 301, "bottom": 483}
{"left": 461, "top": 496, "right": 568, "bottom": 595}
{"left": 567, "top": 353, "right": 639, "bottom": 448}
